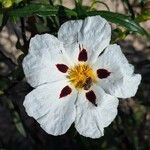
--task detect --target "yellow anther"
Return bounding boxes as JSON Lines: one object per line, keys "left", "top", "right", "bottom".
{"left": 67, "top": 63, "right": 97, "bottom": 90}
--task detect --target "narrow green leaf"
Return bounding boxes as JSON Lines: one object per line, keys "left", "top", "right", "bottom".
{"left": 9, "top": 4, "right": 59, "bottom": 17}
{"left": 64, "top": 7, "right": 77, "bottom": 17}
{"left": 75, "top": 1, "right": 87, "bottom": 18}
{"left": 35, "top": 23, "right": 49, "bottom": 33}
{"left": 111, "top": 28, "right": 129, "bottom": 43}
{"left": 13, "top": 111, "right": 26, "bottom": 137}
{"left": 87, "top": 11, "right": 149, "bottom": 38}
{"left": 9, "top": 3, "right": 77, "bottom": 18}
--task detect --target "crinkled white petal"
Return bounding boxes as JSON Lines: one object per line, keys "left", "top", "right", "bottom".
{"left": 93, "top": 44, "right": 141, "bottom": 98}
{"left": 75, "top": 86, "right": 118, "bottom": 138}
{"left": 58, "top": 16, "right": 111, "bottom": 63}
{"left": 102, "top": 74, "right": 141, "bottom": 98}
{"left": 27, "top": 34, "right": 67, "bottom": 61}
{"left": 23, "top": 80, "right": 77, "bottom": 135}
{"left": 75, "top": 92, "right": 104, "bottom": 139}
{"left": 93, "top": 86, "right": 119, "bottom": 127}
{"left": 62, "top": 43, "right": 82, "bottom": 64}
{"left": 23, "top": 34, "right": 70, "bottom": 87}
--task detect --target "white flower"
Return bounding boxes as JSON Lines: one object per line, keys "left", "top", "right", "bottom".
{"left": 23, "top": 16, "right": 141, "bottom": 138}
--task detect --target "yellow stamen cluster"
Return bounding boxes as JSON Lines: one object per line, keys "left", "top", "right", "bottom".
{"left": 67, "top": 63, "right": 97, "bottom": 90}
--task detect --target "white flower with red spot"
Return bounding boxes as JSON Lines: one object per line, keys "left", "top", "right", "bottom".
{"left": 23, "top": 16, "right": 141, "bottom": 138}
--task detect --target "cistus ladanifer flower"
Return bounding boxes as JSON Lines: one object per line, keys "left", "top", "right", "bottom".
{"left": 23, "top": 16, "right": 141, "bottom": 138}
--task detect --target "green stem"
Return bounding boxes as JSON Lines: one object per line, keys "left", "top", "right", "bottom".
{"left": 124, "top": 0, "right": 135, "bottom": 19}
{"left": 49, "top": 0, "right": 53, "bottom": 5}
{"left": 90, "top": 1, "right": 110, "bottom": 11}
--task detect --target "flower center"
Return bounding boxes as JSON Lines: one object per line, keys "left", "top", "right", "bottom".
{"left": 67, "top": 63, "right": 97, "bottom": 90}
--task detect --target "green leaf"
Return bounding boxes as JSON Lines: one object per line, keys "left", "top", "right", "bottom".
{"left": 13, "top": 111, "right": 26, "bottom": 137}
{"left": 35, "top": 23, "right": 50, "bottom": 33}
{"left": 87, "top": 11, "right": 149, "bottom": 38}
{"left": 9, "top": 3, "right": 59, "bottom": 18}
{"left": 14, "top": 0, "right": 23, "bottom": 4}
{"left": 5, "top": 98, "right": 27, "bottom": 137}
{"left": 64, "top": 7, "right": 77, "bottom": 17}
{"left": 136, "top": 9, "right": 150, "bottom": 22}
{"left": 75, "top": 1, "right": 87, "bottom": 18}
{"left": 111, "top": 28, "right": 129, "bottom": 43}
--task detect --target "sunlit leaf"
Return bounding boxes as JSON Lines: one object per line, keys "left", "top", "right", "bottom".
{"left": 87, "top": 11, "right": 150, "bottom": 39}
{"left": 64, "top": 7, "right": 77, "bottom": 17}
{"left": 136, "top": 9, "right": 150, "bottom": 22}
{"left": 111, "top": 28, "right": 129, "bottom": 43}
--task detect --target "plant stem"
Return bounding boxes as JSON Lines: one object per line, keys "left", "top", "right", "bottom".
{"left": 124, "top": 0, "right": 135, "bottom": 19}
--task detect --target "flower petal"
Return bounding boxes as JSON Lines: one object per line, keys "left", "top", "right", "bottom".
{"left": 23, "top": 34, "right": 70, "bottom": 87}
{"left": 93, "top": 44, "right": 141, "bottom": 98}
{"left": 75, "top": 86, "right": 118, "bottom": 138}
{"left": 102, "top": 75, "right": 141, "bottom": 98}
{"left": 23, "top": 80, "right": 77, "bottom": 135}
{"left": 58, "top": 16, "right": 111, "bottom": 63}
{"left": 93, "top": 86, "right": 119, "bottom": 128}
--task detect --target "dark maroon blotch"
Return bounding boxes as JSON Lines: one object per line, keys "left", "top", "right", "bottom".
{"left": 56, "top": 64, "right": 68, "bottom": 73}
{"left": 78, "top": 49, "right": 88, "bottom": 61}
{"left": 86, "top": 90, "right": 97, "bottom": 106}
{"left": 97, "top": 69, "right": 111, "bottom": 79}
{"left": 59, "top": 85, "right": 72, "bottom": 98}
